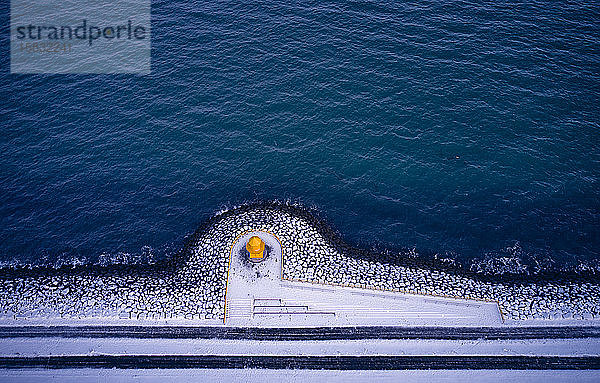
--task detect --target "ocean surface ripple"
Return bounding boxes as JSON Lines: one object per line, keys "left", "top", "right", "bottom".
{"left": 0, "top": 0, "right": 598, "bottom": 273}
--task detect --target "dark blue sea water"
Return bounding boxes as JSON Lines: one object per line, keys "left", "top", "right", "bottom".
{"left": 1, "top": 0, "right": 599, "bottom": 272}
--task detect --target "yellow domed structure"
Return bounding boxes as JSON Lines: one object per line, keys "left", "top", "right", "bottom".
{"left": 246, "top": 236, "right": 265, "bottom": 261}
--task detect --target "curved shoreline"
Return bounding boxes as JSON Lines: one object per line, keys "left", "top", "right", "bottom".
{"left": 1, "top": 201, "right": 597, "bottom": 284}
{"left": 0, "top": 201, "right": 599, "bottom": 322}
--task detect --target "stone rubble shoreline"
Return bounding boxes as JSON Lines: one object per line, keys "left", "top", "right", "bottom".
{"left": 0, "top": 202, "right": 599, "bottom": 322}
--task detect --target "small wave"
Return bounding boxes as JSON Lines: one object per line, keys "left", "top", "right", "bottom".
{"left": 575, "top": 259, "right": 600, "bottom": 274}
{"left": 469, "top": 242, "right": 528, "bottom": 275}
{"left": 466, "top": 242, "right": 577, "bottom": 276}
{"left": 0, "top": 245, "right": 161, "bottom": 270}
{"left": 96, "top": 246, "right": 157, "bottom": 267}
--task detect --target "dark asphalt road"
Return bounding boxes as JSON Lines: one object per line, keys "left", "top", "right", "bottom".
{"left": 1, "top": 325, "right": 599, "bottom": 340}
{"left": 0, "top": 355, "right": 598, "bottom": 370}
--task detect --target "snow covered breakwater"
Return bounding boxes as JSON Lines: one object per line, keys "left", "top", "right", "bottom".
{"left": 0, "top": 202, "right": 599, "bottom": 322}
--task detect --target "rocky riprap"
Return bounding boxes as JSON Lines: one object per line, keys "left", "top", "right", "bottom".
{"left": 0, "top": 202, "right": 599, "bottom": 321}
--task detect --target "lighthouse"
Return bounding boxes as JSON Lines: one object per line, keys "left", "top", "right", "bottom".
{"left": 246, "top": 236, "right": 266, "bottom": 262}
